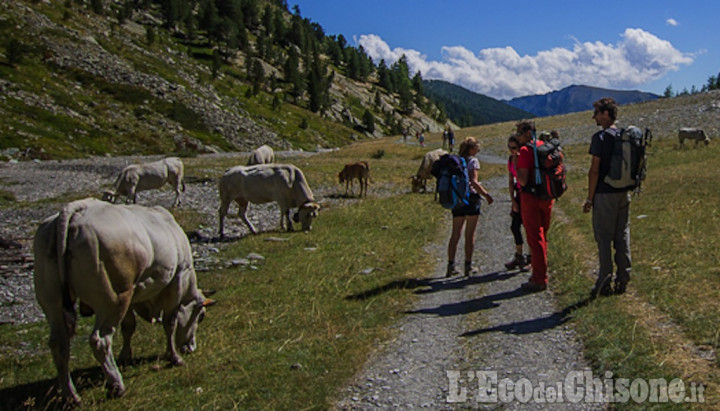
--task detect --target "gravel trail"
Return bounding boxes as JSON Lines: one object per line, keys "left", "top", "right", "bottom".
{"left": 335, "top": 176, "right": 606, "bottom": 410}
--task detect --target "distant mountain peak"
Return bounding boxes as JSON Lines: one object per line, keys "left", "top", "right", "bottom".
{"left": 506, "top": 85, "right": 660, "bottom": 117}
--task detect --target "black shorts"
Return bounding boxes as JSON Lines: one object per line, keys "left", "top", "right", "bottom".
{"left": 452, "top": 194, "right": 481, "bottom": 217}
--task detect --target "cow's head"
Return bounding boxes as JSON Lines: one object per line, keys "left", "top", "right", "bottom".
{"left": 293, "top": 202, "right": 321, "bottom": 231}
{"left": 410, "top": 176, "right": 423, "bottom": 193}
{"left": 175, "top": 294, "right": 216, "bottom": 354}
{"left": 101, "top": 190, "right": 117, "bottom": 203}
{"left": 338, "top": 171, "right": 346, "bottom": 184}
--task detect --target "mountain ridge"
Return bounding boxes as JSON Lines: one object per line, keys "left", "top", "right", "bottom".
{"left": 506, "top": 85, "right": 661, "bottom": 116}
{"left": 422, "top": 79, "right": 535, "bottom": 127}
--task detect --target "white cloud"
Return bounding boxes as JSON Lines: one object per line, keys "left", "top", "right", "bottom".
{"left": 357, "top": 29, "right": 693, "bottom": 100}
{"left": 666, "top": 18, "right": 679, "bottom": 26}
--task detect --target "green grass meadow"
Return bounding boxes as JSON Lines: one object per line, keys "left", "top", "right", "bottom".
{"left": 549, "top": 136, "right": 720, "bottom": 408}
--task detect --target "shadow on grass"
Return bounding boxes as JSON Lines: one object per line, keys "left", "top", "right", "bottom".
{"left": 0, "top": 355, "right": 159, "bottom": 411}
{"left": 460, "top": 298, "right": 593, "bottom": 337}
{"left": 345, "top": 278, "right": 432, "bottom": 301}
{"left": 326, "top": 193, "right": 364, "bottom": 199}
{"left": 186, "top": 231, "right": 247, "bottom": 244}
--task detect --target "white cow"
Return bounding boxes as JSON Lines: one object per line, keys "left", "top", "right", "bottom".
{"left": 678, "top": 128, "right": 710, "bottom": 147}
{"left": 102, "top": 157, "right": 186, "bottom": 206}
{"left": 247, "top": 144, "right": 275, "bottom": 165}
{"left": 33, "top": 198, "right": 213, "bottom": 403}
{"left": 218, "top": 164, "right": 321, "bottom": 236}
{"left": 411, "top": 149, "right": 447, "bottom": 193}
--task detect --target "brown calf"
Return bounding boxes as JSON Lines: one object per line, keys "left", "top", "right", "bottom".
{"left": 339, "top": 161, "right": 370, "bottom": 197}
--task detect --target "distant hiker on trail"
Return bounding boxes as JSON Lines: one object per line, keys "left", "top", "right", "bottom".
{"left": 403, "top": 128, "right": 409, "bottom": 142}
{"left": 448, "top": 128, "right": 456, "bottom": 152}
{"left": 442, "top": 129, "right": 449, "bottom": 150}
{"left": 515, "top": 120, "right": 553, "bottom": 292}
{"left": 417, "top": 131, "right": 425, "bottom": 147}
{"left": 446, "top": 137, "right": 494, "bottom": 277}
{"left": 504, "top": 134, "right": 531, "bottom": 272}
{"left": 583, "top": 97, "right": 631, "bottom": 298}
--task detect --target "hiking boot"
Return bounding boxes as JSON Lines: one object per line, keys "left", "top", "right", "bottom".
{"left": 614, "top": 282, "right": 628, "bottom": 295}
{"left": 464, "top": 261, "right": 478, "bottom": 277}
{"left": 504, "top": 253, "right": 524, "bottom": 270}
{"left": 521, "top": 281, "right": 547, "bottom": 292}
{"left": 446, "top": 262, "right": 460, "bottom": 277}
{"left": 520, "top": 254, "right": 531, "bottom": 272}
{"left": 590, "top": 285, "right": 613, "bottom": 299}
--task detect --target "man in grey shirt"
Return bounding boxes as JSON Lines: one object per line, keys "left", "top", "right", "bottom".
{"left": 583, "top": 97, "right": 631, "bottom": 298}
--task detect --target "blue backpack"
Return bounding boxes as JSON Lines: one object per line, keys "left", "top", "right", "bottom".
{"left": 431, "top": 154, "right": 470, "bottom": 209}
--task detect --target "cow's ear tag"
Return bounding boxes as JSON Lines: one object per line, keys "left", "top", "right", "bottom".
{"left": 202, "top": 299, "right": 217, "bottom": 307}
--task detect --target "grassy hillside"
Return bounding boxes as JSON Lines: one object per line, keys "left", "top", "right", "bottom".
{"left": 423, "top": 79, "right": 535, "bottom": 127}
{"left": 0, "top": 0, "right": 446, "bottom": 160}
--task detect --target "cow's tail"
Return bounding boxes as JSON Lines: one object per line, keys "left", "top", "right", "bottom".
{"left": 55, "top": 201, "right": 87, "bottom": 337}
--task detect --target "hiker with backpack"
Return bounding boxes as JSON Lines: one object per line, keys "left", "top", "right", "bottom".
{"left": 515, "top": 120, "right": 557, "bottom": 292}
{"left": 583, "top": 97, "right": 632, "bottom": 297}
{"left": 504, "top": 134, "right": 531, "bottom": 272}
{"left": 442, "top": 137, "right": 494, "bottom": 277}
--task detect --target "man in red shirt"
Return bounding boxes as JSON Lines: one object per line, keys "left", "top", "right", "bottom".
{"left": 515, "top": 120, "right": 553, "bottom": 292}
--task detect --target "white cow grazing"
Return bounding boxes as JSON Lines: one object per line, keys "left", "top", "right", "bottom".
{"left": 218, "top": 164, "right": 321, "bottom": 236}
{"left": 678, "top": 128, "right": 710, "bottom": 147}
{"left": 247, "top": 144, "right": 275, "bottom": 165}
{"left": 411, "top": 148, "right": 447, "bottom": 193}
{"left": 102, "top": 157, "right": 186, "bottom": 207}
{"left": 33, "top": 198, "right": 213, "bottom": 403}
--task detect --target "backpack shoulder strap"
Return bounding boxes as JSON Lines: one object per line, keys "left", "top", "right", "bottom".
{"left": 531, "top": 131, "right": 541, "bottom": 184}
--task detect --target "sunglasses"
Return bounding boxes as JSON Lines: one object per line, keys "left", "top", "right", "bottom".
{"left": 508, "top": 145, "right": 519, "bottom": 150}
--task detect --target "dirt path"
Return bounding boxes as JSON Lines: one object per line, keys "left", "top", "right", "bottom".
{"left": 335, "top": 176, "right": 606, "bottom": 410}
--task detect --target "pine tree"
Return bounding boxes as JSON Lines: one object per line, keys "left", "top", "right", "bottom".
{"left": 248, "top": 58, "right": 265, "bottom": 96}
{"left": 663, "top": 84, "right": 673, "bottom": 98}
{"left": 284, "top": 47, "right": 304, "bottom": 101}
{"left": 377, "top": 60, "right": 392, "bottom": 92}
{"left": 362, "top": 109, "right": 375, "bottom": 133}
{"left": 241, "top": 0, "right": 260, "bottom": 30}
{"left": 199, "top": 0, "right": 219, "bottom": 40}
{"left": 262, "top": 4, "right": 275, "bottom": 37}
{"left": 308, "top": 50, "right": 330, "bottom": 113}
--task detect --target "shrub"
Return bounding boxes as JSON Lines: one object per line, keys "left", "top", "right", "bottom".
{"left": 5, "top": 38, "right": 25, "bottom": 67}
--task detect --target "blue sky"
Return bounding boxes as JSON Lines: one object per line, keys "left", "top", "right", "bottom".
{"left": 289, "top": 1, "right": 718, "bottom": 100}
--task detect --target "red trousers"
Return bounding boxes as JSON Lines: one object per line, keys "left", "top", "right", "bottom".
{"left": 520, "top": 193, "right": 554, "bottom": 285}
